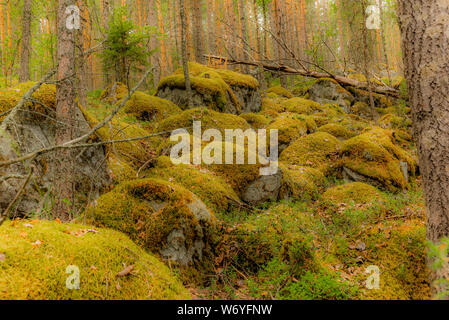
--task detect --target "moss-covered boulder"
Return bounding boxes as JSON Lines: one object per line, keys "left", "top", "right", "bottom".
{"left": 267, "top": 85, "right": 294, "bottom": 99}
{"left": 281, "top": 97, "right": 323, "bottom": 115}
{"left": 91, "top": 178, "right": 215, "bottom": 268}
{"left": 350, "top": 101, "right": 376, "bottom": 120}
{"left": 279, "top": 164, "right": 326, "bottom": 201}
{"left": 322, "top": 182, "right": 382, "bottom": 205}
{"left": 308, "top": 78, "right": 354, "bottom": 111}
{"left": 145, "top": 157, "right": 240, "bottom": 214}
{"left": 280, "top": 132, "right": 342, "bottom": 176}
{"left": 156, "top": 63, "right": 261, "bottom": 114}
{"left": 340, "top": 128, "right": 416, "bottom": 192}
{"left": 317, "top": 123, "right": 357, "bottom": 140}
{"left": 100, "top": 82, "right": 129, "bottom": 105}
{"left": 0, "top": 84, "right": 110, "bottom": 217}
{"left": 123, "top": 91, "right": 181, "bottom": 122}
{"left": 0, "top": 220, "right": 190, "bottom": 300}
{"left": 266, "top": 113, "right": 314, "bottom": 152}
{"left": 260, "top": 97, "right": 285, "bottom": 118}
{"left": 239, "top": 113, "right": 271, "bottom": 129}
{"left": 378, "top": 114, "right": 412, "bottom": 130}
{"left": 348, "top": 87, "right": 393, "bottom": 109}
{"left": 155, "top": 107, "right": 250, "bottom": 135}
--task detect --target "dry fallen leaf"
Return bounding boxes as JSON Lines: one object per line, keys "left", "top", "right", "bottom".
{"left": 23, "top": 223, "right": 34, "bottom": 228}
{"left": 31, "top": 240, "right": 43, "bottom": 248}
{"left": 116, "top": 264, "right": 134, "bottom": 277}
{"left": 0, "top": 253, "right": 5, "bottom": 262}
{"left": 19, "top": 231, "right": 28, "bottom": 238}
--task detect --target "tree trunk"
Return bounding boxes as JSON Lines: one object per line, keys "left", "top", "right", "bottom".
{"left": 180, "top": 0, "right": 192, "bottom": 107}
{"left": 148, "top": 0, "right": 160, "bottom": 86}
{"left": 397, "top": 0, "right": 449, "bottom": 297}
{"left": 192, "top": 0, "right": 204, "bottom": 63}
{"left": 19, "top": 0, "right": 32, "bottom": 83}
{"left": 54, "top": 0, "right": 78, "bottom": 221}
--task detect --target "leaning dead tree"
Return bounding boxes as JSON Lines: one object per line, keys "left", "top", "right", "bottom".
{"left": 205, "top": 54, "right": 399, "bottom": 97}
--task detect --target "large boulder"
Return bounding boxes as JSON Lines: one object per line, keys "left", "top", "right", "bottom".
{"left": 308, "top": 78, "right": 354, "bottom": 112}
{"left": 0, "top": 83, "right": 110, "bottom": 217}
{"left": 91, "top": 178, "right": 215, "bottom": 268}
{"left": 156, "top": 63, "right": 262, "bottom": 114}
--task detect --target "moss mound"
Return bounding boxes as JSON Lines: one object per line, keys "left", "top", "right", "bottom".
{"left": 340, "top": 128, "right": 415, "bottom": 192}
{"left": 266, "top": 113, "right": 309, "bottom": 149}
{"left": 322, "top": 182, "right": 382, "bottom": 205}
{"left": 91, "top": 178, "right": 214, "bottom": 268}
{"left": 260, "top": 97, "right": 285, "bottom": 118}
{"left": 0, "top": 82, "right": 56, "bottom": 121}
{"left": 156, "top": 107, "right": 250, "bottom": 134}
{"left": 146, "top": 158, "right": 240, "bottom": 213}
{"left": 282, "top": 97, "right": 323, "bottom": 115}
{"left": 100, "top": 82, "right": 129, "bottom": 105}
{"left": 317, "top": 123, "right": 356, "bottom": 140}
{"left": 239, "top": 113, "right": 271, "bottom": 129}
{"left": 280, "top": 132, "right": 342, "bottom": 176}
{"left": 267, "top": 86, "right": 294, "bottom": 99}
{"left": 279, "top": 164, "right": 326, "bottom": 201}
{"left": 378, "top": 114, "right": 412, "bottom": 130}
{"left": 123, "top": 91, "right": 181, "bottom": 122}
{"left": 107, "top": 155, "right": 137, "bottom": 183}
{"left": 0, "top": 220, "right": 190, "bottom": 300}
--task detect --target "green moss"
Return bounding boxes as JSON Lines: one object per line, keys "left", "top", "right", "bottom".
{"left": 348, "top": 87, "right": 393, "bottom": 108}
{"left": 317, "top": 123, "right": 356, "bottom": 140}
{"left": 239, "top": 113, "right": 271, "bottom": 129}
{"left": 157, "top": 72, "right": 241, "bottom": 112}
{"left": 279, "top": 164, "right": 326, "bottom": 201}
{"left": 91, "top": 178, "right": 214, "bottom": 271}
{"left": 340, "top": 128, "right": 415, "bottom": 192}
{"left": 156, "top": 107, "right": 250, "bottom": 134}
{"left": 124, "top": 91, "right": 181, "bottom": 122}
{"left": 100, "top": 82, "right": 129, "bottom": 105}
{"left": 378, "top": 114, "right": 412, "bottom": 130}
{"left": 280, "top": 132, "right": 342, "bottom": 176}
{"left": 146, "top": 160, "right": 240, "bottom": 214}
{"left": 107, "top": 155, "right": 137, "bottom": 183}
{"left": 322, "top": 182, "right": 382, "bottom": 205}
{"left": 260, "top": 97, "right": 285, "bottom": 118}
{"left": 180, "top": 62, "right": 260, "bottom": 89}
{"left": 267, "top": 86, "right": 294, "bottom": 99}
{"left": 282, "top": 97, "right": 323, "bottom": 115}
{"left": 0, "top": 220, "right": 190, "bottom": 300}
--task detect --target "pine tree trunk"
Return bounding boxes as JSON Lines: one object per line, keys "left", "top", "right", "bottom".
{"left": 54, "top": 0, "right": 78, "bottom": 221}
{"left": 180, "top": 0, "right": 192, "bottom": 107}
{"left": 148, "top": 0, "right": 160, "bottom": 86}
{"left": 397, "top": 0, "right": 449, "bottom": 297}
{"left": 192, "top": 0, "right": 204, "bottom": 63}
{"left": 19, "top": 0, "right": 31, "bottom": 83}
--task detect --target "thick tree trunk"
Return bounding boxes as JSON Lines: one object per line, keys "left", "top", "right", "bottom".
{"left": 397, "top": 0, "right": 449, "bottom": 296}
{"left": 192, "top": 0, "right": 204, "bottom": 63}
{"left": 19, "top": 0, "right": 31, "bottom": 83}
{"left": 54, "top": 0, "right": 78, "bottom": 221}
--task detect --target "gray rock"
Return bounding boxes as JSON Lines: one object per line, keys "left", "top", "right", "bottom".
{"left": 242, "top": 169, "right": 282, "bottom": 205}
{"left": 0, "top": 106, "right": 110, "bottom": 218}
{"left": 308, "top": 79, "right": 354, "bottom": 112}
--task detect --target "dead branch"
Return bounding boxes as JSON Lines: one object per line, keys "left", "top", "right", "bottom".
{"left": 205, "top": 54, "right": 399, "bottom": 97}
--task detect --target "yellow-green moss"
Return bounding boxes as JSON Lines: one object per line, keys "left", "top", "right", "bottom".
{"left": 239, "top": 113, "right": 271, "bottom": 129}
{"left": 124, "top": 91, "right": 181, "bottom": 122}
{"left": 91, "top": 178, "right": 214, "bottom": 261}
{"left": 260, "top": 97, "right": 285, "bottom": 118}
{"left": 100, "top": 82, "right": 129, "bottom": 105}
{"left": 0, "top": 220, "right": 190, "bottom": 300}
{"left": 322, "top": 182, "right": 382, "bottom": 205}
{"left": 378, "top": 114, "right": 412, "bottom": 130}
{"left": 350, "top": 101, "right": 372, "bottom": 118}
{"left": 359, "top": 220, "right": 430, "bottom": 300}
{"left": 348, "top": 87, "right": 393, "bottom": 108}
{"left": 267, "top": 85, "right": 294, "bottom": 99}
{"left": 157, "top": 73, "right": 240, "bottom": 112}
{"left": 340, "top": 129, "right": 414, "bottom": 192}
{"left": 317, "top": 123, "right": 356, "bottom": 140}
{"left": 266, "top": 114, "right": 308, "bottom": 147}
{"left": 282, "top": 97, "right": 323, "bottom": 115}
{"left": 179, "top": 62, "right": 260, "bottom": 89}
{"left": 279, "top": 163, "right": 326, "bottom": 201}
{"left": 146, "top": 159, "right": 239, "bottom": 214}
{"left": 107, "top": 155, "right": 137, "bottom": 183}
{"left": 156, "top": 107, "right": 250, "bottom": 134}
{"left": 280, "top": 132, "right": 342, "bottom": 176}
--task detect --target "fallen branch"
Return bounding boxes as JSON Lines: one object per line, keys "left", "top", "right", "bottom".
{"left": 204, "top": 55, "right": 399, "bottom": 97}
{"left": 0, "top": 168, "right": 34, "bottom": 226}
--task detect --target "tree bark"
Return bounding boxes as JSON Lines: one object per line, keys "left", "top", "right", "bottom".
{"left": 192, "top": 0, "right": 204, "bottom": 63}
{"left": 180, "top": 0, "right": 192, "bottom": 107}
{"left": 54, "top": 0, "right": 78, "bottom": 221}
{"left": 19, "top": 0, "right": 32, "bottom": 83}
{"left": 397, "top": 0, "right": 449, "bottom": 296}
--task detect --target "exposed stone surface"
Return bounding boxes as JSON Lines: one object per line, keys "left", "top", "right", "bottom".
{"left": 308, "top": 78, "right": 354, "bottom": 112}
{"left": 241, "top": 169, "right": 283, "bottom": 205}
